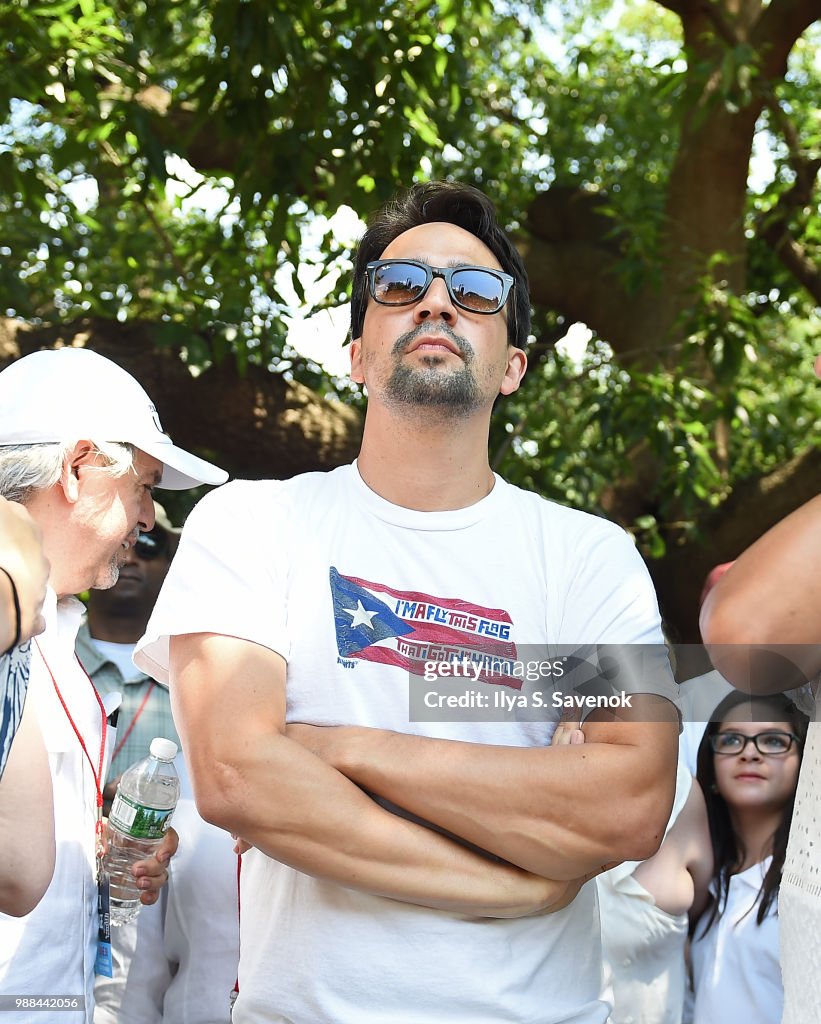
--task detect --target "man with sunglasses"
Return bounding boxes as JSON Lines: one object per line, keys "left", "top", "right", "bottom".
{"left": 0, "top": 347, "right": 227, "bottom": 1021}
{"left": 137, "top": 181, "right": 678, "bottom": 1024}
{"left": 76, "top": 503, "right": 181, "bottom": 807}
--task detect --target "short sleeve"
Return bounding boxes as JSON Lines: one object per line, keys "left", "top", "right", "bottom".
{"left": 134, "top": 480, "right": 291, "bottom": 685}
{"left": 550, "top": 512, "right": 680, "bottom": 717}
{"left": 555, "top": 516, "right": 664, "bottom": 646}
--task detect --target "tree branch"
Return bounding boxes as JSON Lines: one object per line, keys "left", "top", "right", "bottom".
{"left": 752, "top": 0, "right": 820, "bottom": 81}
{"left": 753, "top": 92, "right": 821, "bottom": 304}
{"left": 762, "top": 94, "right": 816, "bottom": 176}
{"left": 519, "top": 189, "right": 673, "bottom": 361}
{"left": 760, "top": 218, "right": 821, "bottom": 304}
{"left": 698, "top": 0, "right": 744, "bottom": 47}
{"left": 653, "top": 0, "right": 696, "bottom": 17}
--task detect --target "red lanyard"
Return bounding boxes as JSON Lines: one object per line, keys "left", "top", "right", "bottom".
{"left": 35, "top": 640, "right": 108, "bottom": 854}
{"left": 112, "top": 681, "right": 156, "bottom": 762}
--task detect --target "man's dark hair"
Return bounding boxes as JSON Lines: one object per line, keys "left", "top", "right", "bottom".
{"left": 350, "top": 181, "right": 531, "bottom": 350}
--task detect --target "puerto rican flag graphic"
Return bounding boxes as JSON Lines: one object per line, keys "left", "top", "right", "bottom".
{"left": 330, "top": 567, "right": 522, "bottom": 689}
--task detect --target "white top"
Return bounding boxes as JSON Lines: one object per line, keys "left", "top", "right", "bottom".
{"left": 0, "top": 590, "right": 115, "bottom": 1021}
{"left": 93, "top": 755, "right": 239, "bottom": 1024}
{"left": 136, "top": 464, "right": 670, "bottom": 1024}
{"left": 90, "top": 640, "right": 142, "bottom": 682}
{"left": 598, "top": 763, "right": 693, "bottom": 1024}
{"left": 689, "top": 859, "right": 782, "bottom": 1024}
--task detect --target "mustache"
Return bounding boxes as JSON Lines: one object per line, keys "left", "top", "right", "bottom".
{"left": 391, "top": 323, "right": 473, "bottom": 359}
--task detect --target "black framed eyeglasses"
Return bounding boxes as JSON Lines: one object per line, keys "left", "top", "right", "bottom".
{"left": 365, "top": 259, "right": 514, "bottom": 315}
{"left": 710, "top": 730, "right": 802, "bottom": 756}
{"left": 134, "top": 529, "right": 169, "bottom": 562}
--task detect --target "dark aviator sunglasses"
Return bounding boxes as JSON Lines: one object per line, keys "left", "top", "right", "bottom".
{"left": 366, "top": 259, "right": 514, "bottom": 316}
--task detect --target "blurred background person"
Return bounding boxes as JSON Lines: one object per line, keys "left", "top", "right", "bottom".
{"left": 687, "top": 691, "right": 808, "bottom": 1023}
{"left": 0, "top": 494, "right": 49, "bottom": 666}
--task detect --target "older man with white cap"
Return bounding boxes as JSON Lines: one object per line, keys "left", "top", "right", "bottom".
{"left": 0, "top": 347, "right": 227, "bottom": 1021}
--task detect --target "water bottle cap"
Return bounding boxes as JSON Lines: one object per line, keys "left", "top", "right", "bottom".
{"left": 150, "top": 737, "right": 178, "bottom": 760}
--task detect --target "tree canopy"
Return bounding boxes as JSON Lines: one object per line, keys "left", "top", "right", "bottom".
{"left": 2, "top": 0, "right": 819, "bottom": 639}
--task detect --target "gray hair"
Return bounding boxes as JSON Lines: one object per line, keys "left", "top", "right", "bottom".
{"left": 0, "top": 441, "right": 136, "bottom": 504}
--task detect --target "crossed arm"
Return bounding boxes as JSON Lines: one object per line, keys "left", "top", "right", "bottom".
{"left": 287, "top": 698, "right": 679, "bottom": 882}
{"left": 171, "top": 633, "right": 678, "bottom": 910}
{"left": 170, "top": 632, "right": 602, "bottom": 918}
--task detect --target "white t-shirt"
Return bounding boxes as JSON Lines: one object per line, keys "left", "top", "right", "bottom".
{"left": 89, "top": 640, "right": 141, "bottom": 683}
{"left": 0, "top": 590, "right": 115, "bottom": 1021}
{"left": 689, "top": 859, "right": 782, "bottom": 1024}
{"left": 136, "top": 463, "right": 669, "bottom": 1024}
{"left": 597, "top": 763, "right": 694, "bottom": 1024}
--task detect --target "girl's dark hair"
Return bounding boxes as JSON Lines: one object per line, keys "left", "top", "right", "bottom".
{"left": 695, "top": 690, "right": 808, "bottom": 932}
{"left": 350, "top": 180, "right": 531, "bottom": 351}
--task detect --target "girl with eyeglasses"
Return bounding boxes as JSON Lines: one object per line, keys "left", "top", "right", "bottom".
{"left": 686, "top": 691, "right": 809, "bottom": 1023}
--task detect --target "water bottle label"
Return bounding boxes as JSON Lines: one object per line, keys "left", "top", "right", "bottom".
{"left": 109, "top": 792, "right": 174, "bottom": 839}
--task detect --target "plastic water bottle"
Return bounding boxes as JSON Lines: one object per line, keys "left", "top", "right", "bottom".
{"left": 105, "top": 737, "right": 180, "bottom": 926}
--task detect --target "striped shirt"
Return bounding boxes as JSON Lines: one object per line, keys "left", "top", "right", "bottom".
{"left": 75, "top": 623, "right": 179, "bottom": 778}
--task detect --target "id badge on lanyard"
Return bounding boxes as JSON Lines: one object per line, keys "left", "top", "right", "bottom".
{"left": 36, "top": 642, "right": 113, "bottom": 976}
{"left": 95, "top": 844, "right": 113, "bottom": 978}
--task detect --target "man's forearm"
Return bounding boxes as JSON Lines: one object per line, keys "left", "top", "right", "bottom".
{"left": 288, "top": 716, "right": 678, "bottom": 880}
{"left": 701, "top": 494, "right": 821, "bottom": 690}
{"left": 172, "top": 632, "right": 593, "bottom": 918}
{"left": 188, "top": 729, "right": 584, "bottom": 918}
{"left": 172, "top": 632, "right": 604, "bottom": 917}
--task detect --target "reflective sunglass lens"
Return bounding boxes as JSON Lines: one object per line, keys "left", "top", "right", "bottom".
{"left": 373, "top": 264, "right": 427, "bottom": 303}
{"left": 451, "top": 269, "right": 503, "bottom": 312}
{"left": 369, "top": 261, "right": 510, "bottom": 313}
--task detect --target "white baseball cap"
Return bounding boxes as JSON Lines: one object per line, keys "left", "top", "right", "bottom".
{"left": 0, "top": 347, "right": 228, "bottom": 490}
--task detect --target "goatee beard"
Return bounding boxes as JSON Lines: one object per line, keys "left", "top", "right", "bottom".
{"left": 385, "top": 326, "right": 481, "bottom": 417}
